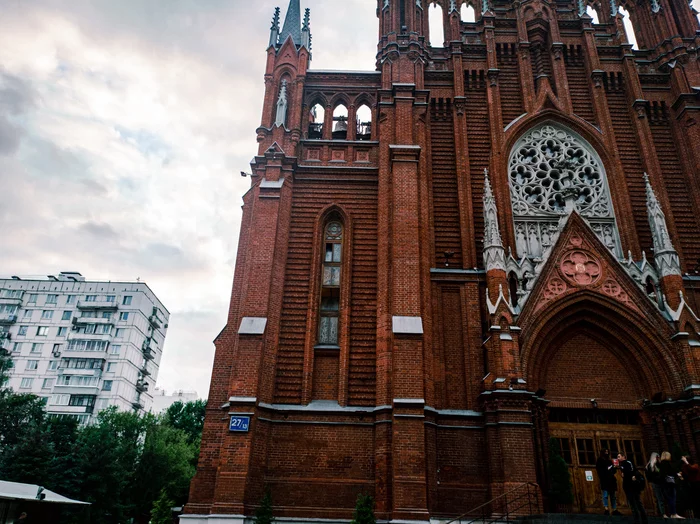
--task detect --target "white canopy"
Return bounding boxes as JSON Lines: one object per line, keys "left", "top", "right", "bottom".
{"left": 0, "top": 481, "right": 89, "bottom": 505}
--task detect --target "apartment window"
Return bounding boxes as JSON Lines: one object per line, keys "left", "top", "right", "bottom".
{"left": 20, "top": 378, "right": 33, "bottom": 389}
{"left": 62, "top": 311, "right": 72, "bottom": 321}
{"left": 67, "top": 339, "right": 109, "bottom": 352}
{"left": 102, "top": 380, "right": 113, "bottom": 391}
{"left": 57, "top": 375, "right": 98, "bottom": 387}
{"left": 46, "top": 294, "right": 58, "bottom": 304}
{"left": 110, "top": 344, "right": 121, "bottom": 356}
{"left": 96, "top": 325, "right": 111, "bottom": 334}
{"left": 53, "top": 343, "right": 62, "bottom": 353}
{"left": 66, "top": 295, "right": 76, "bottom": 305}
{"left": 50, "top": 394, "right": 70, "bottom": 405}
{"left": 102, "top": 312, "right": 112, "bottom": 319}
{"left": 69, "top": 395, "right": 95, "bottom": 407}
{"left": 318, "top": 221, "right": 343, "bottom": 345}
{"left": 18, "top": 326, "right": 28, "bottom": 336}
{"left": 106, "top": 362, "right": 116, "bottom": 372}
{"left": 48, "top": 360, "right": 59, "bottom": 371}
{"left": 119, "top": 312, "right": 129, "bottom": 321}
{"left": 85, "top": 295, "right": 97, "bottom": 302}
{"left": 115, "top": 328, "right": 124, "bottom": 338}
{"left": 28, "top": 294, "right": 37, "bottom": 304}
{"left": 123, "top": 296, "right": 132, "bottom": 305}
{"left": 26, "top": 360, "right": 39, "bottom": 371}
{"left": 31, "top": 343, "right": 43, "bottom": 353}
{"left": 81, "top": 311, "right": 97, "bottom": 318}
{"left": 84, "top": 324, "right": 97, "bottom": 334}
{"left": 42, "top": 378, "right": 54, "bottom": 390}
{"left": 57, "top": 327, "right": 67, "bottom": 336}
{"left": 36, "top": 326, "right": 48, "bottom": 336}
{"left": 1, "top": 289, "right": 22, "bottom": 298}
{"left": 23, "top": 310, "right": 32, "bottom": 319}
{"left": 106, "top": 295, "right": 116, "bottom": 303}
{"left": 42, "top": 310, "right": 54, "bottom": 320}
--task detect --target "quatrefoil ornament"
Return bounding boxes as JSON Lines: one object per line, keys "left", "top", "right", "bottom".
{"left": 560, "top": 250, "right": 602, "bottom": 286}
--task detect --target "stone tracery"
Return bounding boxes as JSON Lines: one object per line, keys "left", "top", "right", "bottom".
{"left": 508, "top": 124, "right": 621, "bottom": 258}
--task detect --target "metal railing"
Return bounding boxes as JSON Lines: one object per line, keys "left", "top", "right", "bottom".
{"left": 445, "top": 482, "right": 540, "bottom": 524}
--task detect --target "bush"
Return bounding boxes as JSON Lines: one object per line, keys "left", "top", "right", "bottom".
{"left": 351, "top": 494, "right": 376, "bottom": 524}
{"left": 548, "top": 439, "right": 574, "bottom": 506}
{"left": 254, "top": 489, "right": 274, "bottom": 524}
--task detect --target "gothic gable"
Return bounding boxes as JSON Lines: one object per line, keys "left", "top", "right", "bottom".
{"left": 518, "top": 212, "right": 671, "bottom": 330}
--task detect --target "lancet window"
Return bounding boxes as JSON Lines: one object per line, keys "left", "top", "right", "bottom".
{"left": 318, "top": 221, "right": 343, "bottom": 346}
{"left": 508, "top": 124, "right": 621, "bottom": 258}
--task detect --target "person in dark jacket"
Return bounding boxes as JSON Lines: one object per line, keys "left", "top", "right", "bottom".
{"left": 659, "top": 451, "right": 684, "bottom": 519}
{"left": 618, "top": 452, "right": 649, "bottom": 524}
{"left": 597, "top": 449, "right": 621, "bottom": 515}
{"left": 647, "top": 452, "right": 665, "bottom": 517}
{"left": 680, "top": 456, "right": 700, "bottom": 518}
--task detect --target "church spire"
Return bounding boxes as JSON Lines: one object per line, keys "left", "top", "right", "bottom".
{"left": 279, "top": 0, "right": 302, "bottom": 47}
{"left": 645, "top": 173, "right": 681, "bottom": 277}
{"left": 483, "top": 169, "right": 506, "bottom": 272}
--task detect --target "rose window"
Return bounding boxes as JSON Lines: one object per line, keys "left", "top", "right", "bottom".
{"left": 508, "top": 124, "right": 621, "bottom": 258}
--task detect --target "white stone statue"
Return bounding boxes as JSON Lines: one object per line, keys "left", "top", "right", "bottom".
{"left": 275, "top": 80, "right": 288, "bottom": 127}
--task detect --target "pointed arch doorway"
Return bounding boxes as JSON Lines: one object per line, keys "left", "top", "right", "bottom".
{"left": 543, "top": 329, "right": 652, "bottom": 513}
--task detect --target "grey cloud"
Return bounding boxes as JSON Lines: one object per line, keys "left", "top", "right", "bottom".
{"left": 0, "top": 116, "right": 21, "bottom": 155}
{"left": 79, "top": 221, "right": 120, "bottom": 240}
{"left": 0, "top": 70, "right": 35, "bottom": 116}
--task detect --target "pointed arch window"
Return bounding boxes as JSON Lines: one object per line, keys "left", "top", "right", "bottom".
{"left": 508, "top": 123, "right": 622, "bottom": 258}
{"left": 319, "top": 221, "right": 343, "bottom": 346}
{"left": 461, "top": 3, "right": 476, "bottom": 22}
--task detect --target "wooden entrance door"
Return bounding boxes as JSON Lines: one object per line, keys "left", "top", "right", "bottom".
{"left": 550, "top": 411, "right": 654, "bottom": 514}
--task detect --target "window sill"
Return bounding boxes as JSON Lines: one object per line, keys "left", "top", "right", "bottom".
{"left": 314, "top": 344, "right": 340, "bottom": 351}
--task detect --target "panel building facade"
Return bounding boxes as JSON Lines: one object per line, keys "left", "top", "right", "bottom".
{"left": 184, "top": 0, "right": 700, "bottom": 521}
{"left": 0, "top": 272, "right": 169, "bottom": 423}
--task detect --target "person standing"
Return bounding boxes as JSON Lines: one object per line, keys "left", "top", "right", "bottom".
{"left": 618, "top": 451, "right": 649, "bottom": 524}
{"left": 647, "top": 452, "right": 666, "bottom": 517}
{"left": 680, "top": 456, "right": 700, "bottom": 518}
{"left": 659, "top": 451, "right": 684, "bottom": 519}
{"left": 597, "top": 449, "right": 621, "bottom": 515}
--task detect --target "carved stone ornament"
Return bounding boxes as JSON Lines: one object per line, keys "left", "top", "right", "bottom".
{"left": 508, "top": 124, "right": 621, "bottom": 258}
{"left": 560, "top": 250, "right": 602, "bottom": 286}
{"left": 650, "top": 0, "right": 661, "bottom": 14}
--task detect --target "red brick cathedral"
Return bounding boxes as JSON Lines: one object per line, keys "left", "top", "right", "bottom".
{"left": 183, "top": 0, "right": 700, "bottom": 522}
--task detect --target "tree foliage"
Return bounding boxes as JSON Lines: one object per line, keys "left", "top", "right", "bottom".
{"left": 351, "top": 494, "right": 376, "bottom": 524}
{"left": 254, "top": 489, "right": 275, "bottom": 524}
{"left": 548, "top": 438, "right": 574, "bottom": 507}
{"left": 0, "top": 382, "right": 205, "bottom": 524}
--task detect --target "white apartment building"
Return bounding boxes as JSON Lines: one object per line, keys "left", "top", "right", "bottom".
{"left": 150, "top": 387, "right": 199, "bottom": 413}
{"left": 0, "top": 271, "right": 169, "bottom": 424}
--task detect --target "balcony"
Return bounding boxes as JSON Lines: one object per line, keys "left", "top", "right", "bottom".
{"left": 143, "top": 348, "right": 155, "bottom": 361}
{"left": 58, "top": 368, "right": 103, "bottom": 377}
{"left": 0, "top": 314, "right": 17, "bottom": 324}
{"left": 135, "top": 379, "right": 149, "bottom": 393}
{"left": 47, "top": 405, "right": 94, "bottom": 415}
{"left": 72, "top": 317, "right": 115, "bottom": 326}
{"left": 77, "top": 298, "right": 119, "bottom": 310}
{"left": 0, "top": 293, "right": 24, "bottom": 305}
{"left": 140, "top": 365, "right": 151, "bottom": 377}
{"left": 132, "top": 400, "right": 144, "bottom": 410}
{"left": 52, "top": 385, "right": 100, "bottom": 396}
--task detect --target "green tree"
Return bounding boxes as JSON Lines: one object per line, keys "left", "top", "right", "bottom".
{"left": 132, "top": 423, "right": 196, "bottom": 522}
{"left": 76, "top": 408, "right": 151, "bottom": 524}
{"left": 351, "top": 494, "right": 376, "bottom": 524}
{"left": 254, "top": 489, "right": 275, "bottom": 524}
{"left": 150, "top": 489, "right": 176, "bottom": 524}
{"left": 548, "top": 438, "right": 574, "bottom": 507}
{"left": 163, "top": 399, "right": 206, "bottom": 444}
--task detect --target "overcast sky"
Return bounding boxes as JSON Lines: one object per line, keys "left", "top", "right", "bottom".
{"left": 0, "top": 0, "right": 377, "bottom": 398}
{"left": 0, "top": 0, "right": 698, "bottom": 398}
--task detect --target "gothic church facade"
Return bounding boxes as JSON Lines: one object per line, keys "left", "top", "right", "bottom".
{"left": 183, "top": 0, "right": 700, "bottom": 521}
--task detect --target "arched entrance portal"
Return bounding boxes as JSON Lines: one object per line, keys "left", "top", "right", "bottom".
{"left": 542, "top": 328, "right": 649, "bottom": 513}
{"left": 521, "top": 295, "right": 682, "bottom": 515}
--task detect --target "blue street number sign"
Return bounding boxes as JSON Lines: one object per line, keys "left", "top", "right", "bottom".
{"left": 229, "top": 415, "right": 251, "bottom": 432}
